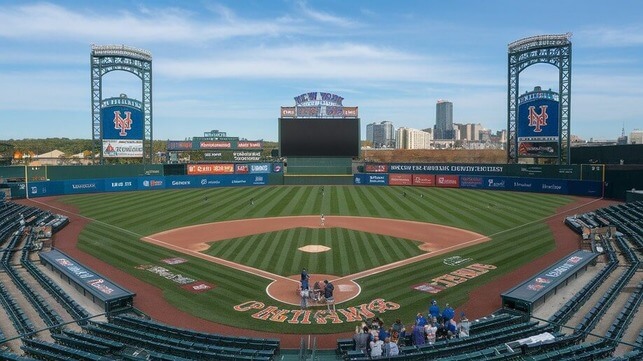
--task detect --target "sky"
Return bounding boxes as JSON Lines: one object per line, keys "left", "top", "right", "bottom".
{"left": 1, "top": 0, "right": 642, "bottom": 142}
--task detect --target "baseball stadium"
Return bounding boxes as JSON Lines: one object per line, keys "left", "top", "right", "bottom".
{"left": 0, "top": 38, "right": 642, "bottom": 361}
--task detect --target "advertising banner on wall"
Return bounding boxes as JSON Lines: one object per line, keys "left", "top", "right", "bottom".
{"left": 249, "top": 163, "right": 271, "bottom": 174}
{"left": 365, "top": 164, "right": 388, "bottom": 173}
{"left": 203, "top": 151, "right": 262, "bottom": 161}
{"left": 104, "top": 178, "right": 137, "bottom": 192}
{"left": 102, "top": 140, "right": 143, "bottom": 158}
{"left": 64, "top": 179, "right": 105, "bottom": 194}
{"left": 187, "top": 164, "right": 235, "bottom": 175}
{"left": 412, "top": 174, "right": 436, "bottom": 187}
{"left": 435, "top": 175, "right": 459, "bottom": 188}
{"left": 353, "top": 174, "right": 388, "bottom": 185}
{"left": 389, "top": 174, "right": 412, "bottom": 186}
{"left": 389, "top": 164, "right": 505, "bottom": 175}
{"left": 138, "top": 177, "right": 165, "bottom": 190}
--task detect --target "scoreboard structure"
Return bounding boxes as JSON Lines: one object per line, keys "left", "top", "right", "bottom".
{"left": 279, "top": 92, "right": 360, "bottom": 158}
{"left": 517, "top": 87, "right": 560, "bottom": 159}
{"left": 507, "top": 34, "right": 572, "bottom": 165}
{"left": 91, "top": 44, "right": 153, "bottom": 163}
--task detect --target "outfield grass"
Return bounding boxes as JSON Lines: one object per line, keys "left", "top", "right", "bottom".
{"left": 204, "top": 227, "right": 424, "bottom": 277}
{"left": 60, "top": 185, "right": 573, "bottom": 333}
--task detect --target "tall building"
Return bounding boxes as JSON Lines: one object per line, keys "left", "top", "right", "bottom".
{"left": 366, "top": 121, "right": 395, "bottom": 148}
{"left": 395, "top": 127, "right": 432, "bottom": 149}
{"left": 434, "top": 100, "right": 454, "bottom": 139}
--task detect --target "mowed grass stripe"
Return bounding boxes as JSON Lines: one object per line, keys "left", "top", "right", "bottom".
{"left": 203, "top": 227, "right": 424, "bottom": 277}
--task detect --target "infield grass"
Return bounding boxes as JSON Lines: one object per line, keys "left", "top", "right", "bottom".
{"left": 59, "top": 185, "right": 574, "bottom": 333}
{"left": 204, "top": 227, "right": 424, "bottom": 277}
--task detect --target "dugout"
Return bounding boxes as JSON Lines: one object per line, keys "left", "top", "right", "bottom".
{"left": 39, "top": 249, "right": 135, "bottom": 313}
{"left": 501, "top": 250, "right": 597, "bottom": 315}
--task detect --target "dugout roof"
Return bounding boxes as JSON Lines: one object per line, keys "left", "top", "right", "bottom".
{"left": 40, "top": 249, "right": 135, "bottom": 303}
{"left": 501, "top": 250, "right": 597, "bottom": 309}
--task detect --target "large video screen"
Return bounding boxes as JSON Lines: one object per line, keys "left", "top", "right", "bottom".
{"left": 279, "top": 118, "right": 360, "bottom": 157}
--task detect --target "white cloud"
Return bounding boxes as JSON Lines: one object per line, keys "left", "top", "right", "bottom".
{"left": 296, "top": 0, "right": 359, "bottom": 28}
{"left": 0, "top": 2, "right": 300, "bottom": 43}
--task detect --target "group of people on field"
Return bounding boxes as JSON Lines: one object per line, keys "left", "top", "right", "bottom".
{"left": 352, "top": 300, "right": 469, "bottom": 358}
{"left": 299, "top": 268, "right": 335, "bottom": 311}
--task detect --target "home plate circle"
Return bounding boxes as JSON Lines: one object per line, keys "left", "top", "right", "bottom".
{"left": 299, "top": 245, "right": 331, "bottom": 253}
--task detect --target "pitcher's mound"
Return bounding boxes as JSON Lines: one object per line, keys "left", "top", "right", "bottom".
{"left": 299, "top": 245, "right": 331, "bottom": 253}
{"left": 266, "top": 274, "right": 360, "bottom": 306}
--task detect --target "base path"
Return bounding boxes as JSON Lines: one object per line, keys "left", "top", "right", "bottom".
{"left": 143, "top": 215, "right": 490, "bottom": 305}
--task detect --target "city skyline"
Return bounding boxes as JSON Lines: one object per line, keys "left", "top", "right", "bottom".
{"left": 1, "top": 1, "right": 642, "bottom": 142}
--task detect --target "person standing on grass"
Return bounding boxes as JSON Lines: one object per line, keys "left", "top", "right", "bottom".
{"left": 320, "top": 213, "right": 325, "bottom": 227}
{"left": 324, "top": 279, "right": 335, "bottom": 311}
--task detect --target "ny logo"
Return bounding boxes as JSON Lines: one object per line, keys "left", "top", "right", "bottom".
{"left": 527, "top": 105, "right": 548, "bottom": 133}
{"left": 113, "top": 111, "right": 132, "bottom": 136}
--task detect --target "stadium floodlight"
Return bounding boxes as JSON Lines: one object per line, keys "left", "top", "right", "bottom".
{"left": 507, "top": 33, "right": 572, "bottom": 53}
{"left": 91, "top": 44, "right": 153, "bottom": 62}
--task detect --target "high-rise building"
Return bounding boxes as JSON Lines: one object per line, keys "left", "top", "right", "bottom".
{"left": 366, "top": 121, "right": 395, "bottom": 148}
{"left": 395, "top": 127, "right": 432, "bottom": 149}
{"left": 434, "top": 100, "right": 454, "bottom": 140}
{"left": 630, "top": 129, "right": 643, "bottom": 144}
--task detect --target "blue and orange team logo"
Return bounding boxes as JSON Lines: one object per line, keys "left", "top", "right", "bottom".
{"left": 527, "top": 105, "right": 548, "bottom": 132}
{"left": 113, "top": 111, "right": 133, "bottom": 136}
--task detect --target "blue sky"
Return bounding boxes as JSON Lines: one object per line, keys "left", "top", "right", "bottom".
{"left": 1, "top": 0, "right": 642, "bottom": 142}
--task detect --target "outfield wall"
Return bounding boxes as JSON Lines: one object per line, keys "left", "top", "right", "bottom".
{"left": 353, "top": 173, "right": 603, "bottom": 197}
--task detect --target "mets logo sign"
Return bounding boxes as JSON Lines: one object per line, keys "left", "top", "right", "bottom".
{"left": 113, "top": 111, "right": 133, "bottom": 136}
{"left": 527, "top": 105, "right": 548, "bottom": 133}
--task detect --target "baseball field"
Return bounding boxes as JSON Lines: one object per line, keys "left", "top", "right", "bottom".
{"left": 52, "top": 185, "right": 574, "bottom": 334}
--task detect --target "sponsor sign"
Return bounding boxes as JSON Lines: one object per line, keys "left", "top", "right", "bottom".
{"left": 161, "top": 257, "right": 188, "bottom": 265}
{"left": 238, "top": 141, "right": 263, "bottom": 149}
{"left": 234, "top": 298, "right": 398, "bottom": 325}
{"left": 102, "top": 139, "right": 143, "bottom": 158}
{"left": 204, "top": 150, "right": 262, "bottom": 161}
{"left": 389, "top": 173, "right": 412, "bottom": 186}
{"left": 412, "top": 283, "right": 446, "bottom": 294}
{"left": 412, "top": 174, "right": 435, "bottom": 187}
{"left": 273, "top": 164, "right": 283, "bottom": 173}
{"left": 65, "top": 180, "right": 104, "bottom": 194}
{"left": 368, "top": 174, "right": 387, "bottom": 185}
{"left": 166, "top": 141, "right": 193, "bottom": 151}
{"left": 139, "top": 178, "right": 165, "bottom": 190}
{"left": 459, "top": 176, "right": 484, "bottom": 189}
{"left": 137, "top": 264, "right": 196, "bottom": 285}
{"left": 235, "top": 164, "right": 249, "bottom": 174}
{"left": 104, "top": 178, "right": 137, "bottom": 192}
{"left": 187, "top": 164, "right": 235, "bottom": 175}
{"left": 443, "top": 256, "right": 473, "bottom": 266}
{"left": 281, "top": 107, "right": 296, "bottom": 118}
{"left": 436, "top": 175, "right": 459, "bottom": 188}
{"left": 199, "top": 141, "right": 232, "bottom": 149}
{"left": 364, "top": 164, "right": 388, "bottom": 173}
{"left": 249, "top": 163, "right": 271, "bottom": 174}
{"left": 182, "top": 281, "right": 214, "bottom": 293}
{"left": 413, "top": 263, "right": 496, "bottom": 293}
{"left": 518, "top": 142, "right": 559, "bottom": 157}
{"left": 252, "top": 175, "right": 267, "bottom": 185}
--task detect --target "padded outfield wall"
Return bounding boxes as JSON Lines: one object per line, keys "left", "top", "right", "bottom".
{"left": 354, "top": 163, "right": 605, "bottom": 197}
{"left": 0, "top": 162, "right": 609, "bottom": 198}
